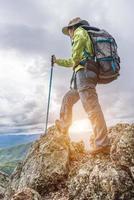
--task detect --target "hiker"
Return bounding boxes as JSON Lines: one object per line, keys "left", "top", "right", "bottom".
{"left": 52, "top": 17, "right": 110, "bottom": 155}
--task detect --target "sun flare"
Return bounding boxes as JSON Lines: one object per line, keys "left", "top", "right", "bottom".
{"left": 69, "top": 119, "right": 91, "bottom": 134}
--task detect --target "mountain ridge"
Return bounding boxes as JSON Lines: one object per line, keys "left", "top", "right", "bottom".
{"left": 0, "top": 134, "right": 40, "bottom": 149}
{"left": 0, "top": 143, "right": 32, "bottom": 175}
{"left": 1, "top": 123, "right": 134, "bottom": 200}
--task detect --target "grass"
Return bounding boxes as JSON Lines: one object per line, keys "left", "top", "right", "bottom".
{"left": 0, "top": 143, "right": 32, "bottom": 175}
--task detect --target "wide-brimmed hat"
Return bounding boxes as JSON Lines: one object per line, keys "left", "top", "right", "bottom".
{"left": 62, "top": 17, "right": 90, "bottom": 36}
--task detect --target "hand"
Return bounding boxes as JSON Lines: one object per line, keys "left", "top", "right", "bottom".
{"left": 53, "top": 55, "right": 56, "bottom": 63}
{"left": 51, "top": 55, "right": 56, "bottom": 66}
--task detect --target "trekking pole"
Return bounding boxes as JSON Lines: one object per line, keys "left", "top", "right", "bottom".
{"left": 44, "top": 55, "right": 54, "bottom": 134}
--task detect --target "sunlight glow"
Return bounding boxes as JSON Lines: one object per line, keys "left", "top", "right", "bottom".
{"left": 69, "top": 119, "right": 91, "bottom": 134}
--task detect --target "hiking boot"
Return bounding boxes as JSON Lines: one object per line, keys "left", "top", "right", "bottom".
{"left": 88, "top": 145, "right": 111, "bottom": 156}
{"left": 55, "top": 119, "right": 68, "bottom": 134}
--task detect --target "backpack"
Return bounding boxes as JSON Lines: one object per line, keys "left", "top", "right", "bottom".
{"left": 82, "top": 25, "right": 120, "bottom": 84}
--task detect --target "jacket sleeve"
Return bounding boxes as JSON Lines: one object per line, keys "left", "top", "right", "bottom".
{"left": 55, "top": 58, "right": 73, "bottom": 67}
{"left": 55, "top": 30, "right": 86, "bottom": 68}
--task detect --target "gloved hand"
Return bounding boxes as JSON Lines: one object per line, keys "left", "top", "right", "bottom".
{"left": 51, "top": 55, "right": 56, "bottom": 66}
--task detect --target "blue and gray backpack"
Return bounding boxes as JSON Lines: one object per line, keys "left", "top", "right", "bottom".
{"left": 82, "top": 25, "right": 120, "bottom": 84}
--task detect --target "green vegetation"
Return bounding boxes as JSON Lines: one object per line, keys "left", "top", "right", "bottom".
{"left": 0, "top": 143, "right": 32, "bottom": 175}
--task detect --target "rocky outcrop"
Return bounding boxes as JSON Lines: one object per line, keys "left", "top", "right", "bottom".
{"left": 68, "top": 155, "right": 134, "bottom": 200}
{"left": 3, "top": 123, "right": 134, "bottom": 200}
{"left": 110, "top": 123, "right": 134, "bottom": 167}
{"left": 68, "top": 123, "right": 134, "bottom": 200}
{"left": 0, "top": 171, "right": 9, "bottom": 199}
{"left": 4, "top": 126, "right": 70, "bottom": 198}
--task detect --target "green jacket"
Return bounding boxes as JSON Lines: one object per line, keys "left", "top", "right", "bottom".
{"left": 55, "top": 27, "right": 94, "bottom": 72}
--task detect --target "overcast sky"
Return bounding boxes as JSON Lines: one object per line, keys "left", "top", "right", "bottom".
{"left": 0, "top": 0, "right": 134, "bottom": 134}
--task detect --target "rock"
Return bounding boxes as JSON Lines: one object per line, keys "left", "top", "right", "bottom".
{"left": 108, "top": 123, "right": 130, "bottom": 144}
{"left": 68, "top": 124, "right": 134, "bottom": 200}
{"left": 110, "top": 124, "right": 134, "bottom": 168}
{"left": 5, "top": 126, "right": 70, "bottom": 197}
{"left": 130, "top": 166, "right": 134, "bottom": 177}
{"left": 4, "top": 123, "right": 134, "bottom": 200}
{"left": 43, "top": 187, "right": 69, "bottom": 200}
{"left": 69, "top": 140, "right": 86, "bottom": 161}
{"left": 0, "top": 171, "right": 9, "bottom": 199}
{"left": 68, "top": 155, "right": 134, "bottom": 200}
{"left": 11, "top": 188, "right": 41, "bottom": 200}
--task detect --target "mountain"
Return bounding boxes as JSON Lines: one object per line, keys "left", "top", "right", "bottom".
{"left": 0, "top": 143, "right": 32, "bottom": 175}
{"left": 0, "top": 134, "right": 40, "bottom": 149}
{"left": 2, "top": 123, "right": 134, "bottom": 200}
{"left": 0, "top": 134, "right": 41, "bottom": 175}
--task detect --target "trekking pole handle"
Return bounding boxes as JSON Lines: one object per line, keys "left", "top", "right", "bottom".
{"left": 51, "top": 55, "right": 55, "bottom": 67}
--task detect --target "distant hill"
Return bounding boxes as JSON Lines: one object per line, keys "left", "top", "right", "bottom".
{"left": 0, "top": 134, "right": 40, "bottom": 149}
{"left": 0, "top": 133, "right": 41, "bottom": 175}
{"left": 0, "top": 142, "right": 32, "bottom": 175}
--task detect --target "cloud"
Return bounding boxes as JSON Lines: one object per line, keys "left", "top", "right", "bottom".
{"left": 0, "top": 0, "right": 134, "bottom": 134}
{"left": 0, "top": 0, "right": 47, "bottom": 26}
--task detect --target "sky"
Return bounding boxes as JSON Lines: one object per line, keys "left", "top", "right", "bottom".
{"left": 0, "top": 0, "right": 134, "bottom": 135}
